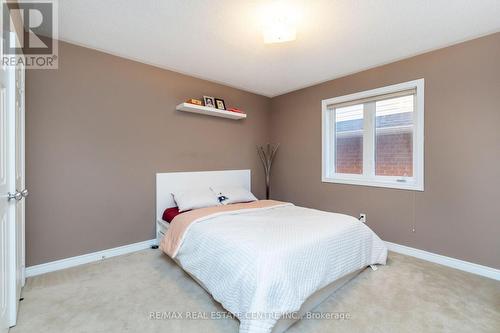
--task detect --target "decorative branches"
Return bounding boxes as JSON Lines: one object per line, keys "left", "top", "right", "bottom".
{"left": 257, "top": 143, "right": 280, "bottom": 199}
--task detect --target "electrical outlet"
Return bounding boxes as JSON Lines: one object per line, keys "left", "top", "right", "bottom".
{"left": 359, "top": 213, "right": 366, "bottom": 223}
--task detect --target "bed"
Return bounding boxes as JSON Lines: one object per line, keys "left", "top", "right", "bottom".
{"left": 156, "top": 170, "right": 387, "bottom": 333}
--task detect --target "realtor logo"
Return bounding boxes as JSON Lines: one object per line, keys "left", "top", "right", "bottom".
{"left": 2, "top": 0, "right": 58, "bottom": 69}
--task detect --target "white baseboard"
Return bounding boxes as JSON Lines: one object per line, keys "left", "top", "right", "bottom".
{"left": 26, "top": 239, "right": 157, "bottom": 277}
{"left": 385, "top": 241, "right": 500, "bottom": 281}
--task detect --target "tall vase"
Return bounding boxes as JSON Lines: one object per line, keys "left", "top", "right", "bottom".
{"left": 257, "top": 143, "right": 279, "bottom": 200}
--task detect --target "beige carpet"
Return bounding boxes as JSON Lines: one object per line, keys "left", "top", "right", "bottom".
{"left": 11, "top": 250, "right": 500, "bottom": 333}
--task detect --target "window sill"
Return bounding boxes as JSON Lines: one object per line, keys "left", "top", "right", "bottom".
{"left": 322, "top": 176, "right": 424, "bottom": 191}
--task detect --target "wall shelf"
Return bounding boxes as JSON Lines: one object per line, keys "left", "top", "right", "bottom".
{"left": 176, "top": 103, "right": 247, "bottom": 120}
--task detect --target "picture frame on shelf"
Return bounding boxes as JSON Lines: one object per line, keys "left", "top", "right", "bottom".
{"left": 214, "top": 98, "right": 226, "bottom": 110}
{"left": 203, "top": 96, "right": 215, "bottom": 108}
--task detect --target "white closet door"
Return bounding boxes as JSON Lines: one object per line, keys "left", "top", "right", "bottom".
{"left": 0, "top": 28, "right": 15, "bottom": 333}
{"left": 9, "top": 61, "right": 25, "bottom": 326}
{"left": 1, "top": 1, "right": 25, "bottom": 327}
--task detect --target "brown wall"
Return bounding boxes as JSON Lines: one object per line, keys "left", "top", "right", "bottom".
{"left": 26, "top": 41, "right": 271, "bottom": 266}
{"left": 270, "top": 33, "right": 500, "bottom": 269}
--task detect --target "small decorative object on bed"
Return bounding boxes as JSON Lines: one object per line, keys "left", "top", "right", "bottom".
{"left": 257, "top": 143, "right": 279, "bottom": 199}
{"left": 210, "top": 185, "right": 257, "bottom": 205}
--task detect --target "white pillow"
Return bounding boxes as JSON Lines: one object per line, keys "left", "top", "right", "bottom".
{"left": 171, "top": 188, "right": 220, "bottom": 212}
{"left": 210, "top": 186, "right": 257, "bottom": 205}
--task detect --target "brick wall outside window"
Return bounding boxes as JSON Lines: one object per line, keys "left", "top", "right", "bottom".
{"left": 335, "top": 132, "right": 413, "bottom": 176}
{"left": 376, "top": 132, "right": 413, "bottom": 176}
{"left": 335, "top": 135, "right": 363, "bottom": 174}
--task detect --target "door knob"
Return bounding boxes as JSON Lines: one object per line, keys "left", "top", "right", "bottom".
{"left": 20, "top": 189, "right": 28, "bottom": 198}
{"left": 8, "top": 192, "right": 22, "bottom": 201}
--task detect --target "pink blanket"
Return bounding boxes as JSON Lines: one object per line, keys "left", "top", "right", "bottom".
{"left": 160, "top": 200, "right": 288, "bottom": 257}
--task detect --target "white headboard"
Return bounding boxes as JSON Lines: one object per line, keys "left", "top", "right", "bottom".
{"left": 155, "top": 169, "right": 251, "bottom": 221}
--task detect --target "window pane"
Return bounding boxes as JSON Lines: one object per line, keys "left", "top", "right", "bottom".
{"left": 375, "top": 95, "right": 414, "bottom": 177}
{"left": 335, "top": 104, "right": 363, "bottom": 174}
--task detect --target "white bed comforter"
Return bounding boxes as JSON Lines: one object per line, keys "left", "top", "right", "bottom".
{"left": 174, "top": 203, "right": 387, "bottom": 333}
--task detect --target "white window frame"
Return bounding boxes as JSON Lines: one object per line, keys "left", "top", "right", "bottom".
{"left": 322, "top": 79, "right": 424, "bottom": 191}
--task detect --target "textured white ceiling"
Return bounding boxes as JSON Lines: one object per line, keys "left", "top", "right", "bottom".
{"left": 59, "top": 0, "right": 500, "bottom": 97}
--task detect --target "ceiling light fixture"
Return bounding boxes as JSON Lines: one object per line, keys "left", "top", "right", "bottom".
{"left": 260, "top": 1, "right": 298, "bottom": 44}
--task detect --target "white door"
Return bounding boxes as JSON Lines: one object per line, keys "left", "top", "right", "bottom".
{"left": 0, "top": 33, "right": 15, "bottom": 333}
{"left": 1, "top": 2, "right": 24, "bottom": 330}
{"left": 12, "top": 62, "right": 25, "bottom": 322}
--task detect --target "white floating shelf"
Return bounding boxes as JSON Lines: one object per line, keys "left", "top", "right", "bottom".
{"left": 176, "top": 103, "right": 247, "bottom": 120}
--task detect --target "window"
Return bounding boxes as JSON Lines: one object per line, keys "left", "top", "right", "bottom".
{"left": 322, "top": 79, "right": 424, "bottom": 191}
